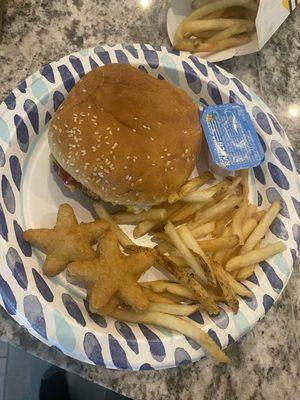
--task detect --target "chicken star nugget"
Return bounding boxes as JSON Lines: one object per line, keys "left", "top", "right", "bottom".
{"left": 67, "top": 231, "right": 154, "bottom": 312}
{"left": 23, "top": 203, "right": 110, "bottom": 276}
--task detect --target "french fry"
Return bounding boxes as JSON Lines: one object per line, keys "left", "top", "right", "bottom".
{"left": 170, "top": 202, "right": 207, "bottom": 223}
{"left": 246, "top": 204, "right": 257, "bottom": 219}
{"left": 231, "top": 197, "right": 248, "bottom": 244}
{"left": 175, "top": 34, "right": 252, "bottom": 54}
{"left": 240, "top": 201, "right": 281, "bottom": 254}
{"left": 206, "top": 22, "right": 254, "bottom": 43}
{"left": 255, "top": 210, "right": 266, "bottom": 222}
{"left": 186, "top": 0, "right": 258, "bottom": 21}
{"left": 148, "top": 302, "right": 199, "bottom": 316}
{"left": 143, "top": 280, "right": 197, "bottom": 301}
{"left": 125, "top": 246, "right": 218, "bottom": 314}
{"left": 133, "top": 202, "right": 185, "bottom": 238}
{"left": 226, "top": 241, "right": 286, "bottom": 271}
{"left": 191, "top": 221, "right": 216, "bottom": 239}
{"left": 165, "top": 222, "right": 207, "bottom": 282}
{"left": 224, "top": 271, "right": 253, "bottom": 297}
{"left": 113, "top": 208, "right": 167, "bottom": 224}
{"left": 213, "top": 218, "right": 257, "bottom": 264}
{"left": 156, "top": 241, "right": 175, "bottom": 255}
{"left": 133, "top": 220, "right": 157, "bottom": 238}
{"left": 177, "top": 225, "right": 216, "bottom": 286}
{"left": 212, "top": 218, "right": 228, "bottom": 237}
{"left": 192, "top": 30, "right": 217, "bottom": 40}
{"left": 240, "top": 169, "right": 249, "bottom": 198}
{"left": 183, "top": 18, "right": 254, "bottom": 38}
{"left": 235, "top": 264, "right": 256, "bottom": 281}
{"left": 188, "top": 195, "right": 242, "bottom": 230}
{"left": 204, "top": 286, "right": 226, "bottom": 302}
{"left": 182, "top": 181, "right": 228, "bottom": 203}
{"left": 110, "top": 309, "right": 229, "bottom": 363}
{"left": 221, "top": 176, "right": 242, "bottom": 199}
{"left": 198, "top": 236, "right": 239, "bottom": 252}
{"left": 213, "top": 262, "right": 239, "bottom": 313}
{"left": 154, "top": 252, "right": 219, "bottom": 314}
{"left": 93, "top": 202, "right": 135, "bottom": 247}
{"left": 168, "top": 172, "right": 213, "bottom": 204}
{"left": 142, "top": 287, "right": 175, "bottom": 304}
{"left": 159, "top": 291, "right": 188, "bottom": 303}
{"left": 152, "top": 232, "right": 171, "bottom": 243}
{"left": 168, "top": 256, "right": 189, "bottom": 268}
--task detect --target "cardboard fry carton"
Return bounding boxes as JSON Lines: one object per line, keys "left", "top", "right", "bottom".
{"left": 167, "top": 0, "right": 300, "bottom": 62}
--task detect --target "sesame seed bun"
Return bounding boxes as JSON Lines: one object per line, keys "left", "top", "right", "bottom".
{"left": 49, "top": 64, "right": 202, "bottom": 207}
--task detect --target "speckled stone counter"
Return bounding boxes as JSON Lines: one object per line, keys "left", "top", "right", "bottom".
{"left": 0, "top": 1, "right": 299, "bottom": 399}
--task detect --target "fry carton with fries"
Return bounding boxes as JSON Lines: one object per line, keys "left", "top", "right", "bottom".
{"left": 168, "top": 0, "right": 300, "bottom": 61}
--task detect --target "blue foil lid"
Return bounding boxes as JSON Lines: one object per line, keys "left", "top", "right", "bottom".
{"left": 201, "top": 104, "right": 265, "bottom": 171}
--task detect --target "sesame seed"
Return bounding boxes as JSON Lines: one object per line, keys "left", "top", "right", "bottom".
{"left": 91, "top": 146, "right": 97, "bottom": 152}
{"left": 150, "top": 137, "right": 154, "bottom": 141}
{"left": 185, "top": 149, "right": 189, "bottom": 153}
{"left": 137, "top": 178, "right": 143, "bottom": 182}
{"left": 106, "top": 127, "right": 111, "bottom": 131}
{"left": 183, "top": 130, "right": 188, "bottom": 134}
{"left": 134, "top": 117, "right": 138, "bottom": 120}
{"left": 160, "top": 155, "right": 164, "bottom": 159}
{"left": 105, "top": 142, "right": 110, "bottom": 145}
{"left": 53, "top": 124, "right": 57, "bottom": 129}
{"left": 147, "top": 155, "right": 150, "bottom": 159}
{"left": 164, "top": 148, "right": 168, "bottom": 152}
{"left": 126, "top": 156, "right": 130, "bottom": 159}
{"left": 124, "top": 166, "right": 128, "bottom": 169}
{"left": 166, "top": 161, "right": 171, "bottom": 166}
{"left": 132, "top": 129, "right": 136, "bottom": 133}
{"left": 82, "top": 88, "right": 87, "bottom": 92}
{"left": 170, "top": 166, "right": 174, "bottom": 170}
{"left": 167, "top": 153, "right": 171, "bottom": 157}
{"left": 151, "top": 163, "right": 156, "bottom": 166}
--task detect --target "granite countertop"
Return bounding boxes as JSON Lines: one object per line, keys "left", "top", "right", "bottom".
{"left": 0, "top": 1, "right": 299, "bottom": 399}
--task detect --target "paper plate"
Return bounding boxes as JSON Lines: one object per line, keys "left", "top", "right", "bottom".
{"left": 0, "top": 44, "right": 299, "bottom": 370}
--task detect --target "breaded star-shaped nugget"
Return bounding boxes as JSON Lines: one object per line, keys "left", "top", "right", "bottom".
{"left": 67, "top": 231, "right": 154, "bottom": 312}
{"left": 23, "top": 204, "right": 110, "bottom": 277}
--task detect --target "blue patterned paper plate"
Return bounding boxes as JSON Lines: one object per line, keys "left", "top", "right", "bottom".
{"left": 0, "top": 44, "right": 299, "bottom": 371}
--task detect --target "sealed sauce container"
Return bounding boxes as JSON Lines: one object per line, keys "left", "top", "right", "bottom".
{"left": 201, "top": 104, "right": 265, "bottom": 175}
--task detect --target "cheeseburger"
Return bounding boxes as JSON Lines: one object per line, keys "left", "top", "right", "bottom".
{"left": 49, "top": 64, "right": 202, "bottom": 210}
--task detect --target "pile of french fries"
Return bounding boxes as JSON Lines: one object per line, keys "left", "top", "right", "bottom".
{"left": 93, "top": 168, "right": 286, "bottom": 363}
{"left": 174, "top": 0, "right": 259, "bottom": 54}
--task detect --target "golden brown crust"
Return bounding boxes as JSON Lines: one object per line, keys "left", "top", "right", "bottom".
{"left": 23, "top": 203, "right": 110, "bottom": 276}
{"left": 67, "top": 231, "right": 155, "bottom": 312}
{"left": 49, "top": 64, "right": 202, "bottom": 206}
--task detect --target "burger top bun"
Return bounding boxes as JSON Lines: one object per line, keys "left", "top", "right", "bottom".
{"left": 49, "top": 64, "right": 202, "bottom": 208}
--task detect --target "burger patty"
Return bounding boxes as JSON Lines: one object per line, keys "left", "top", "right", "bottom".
{"left": 51, "top": 156, "right": 102, "bottom": 200}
